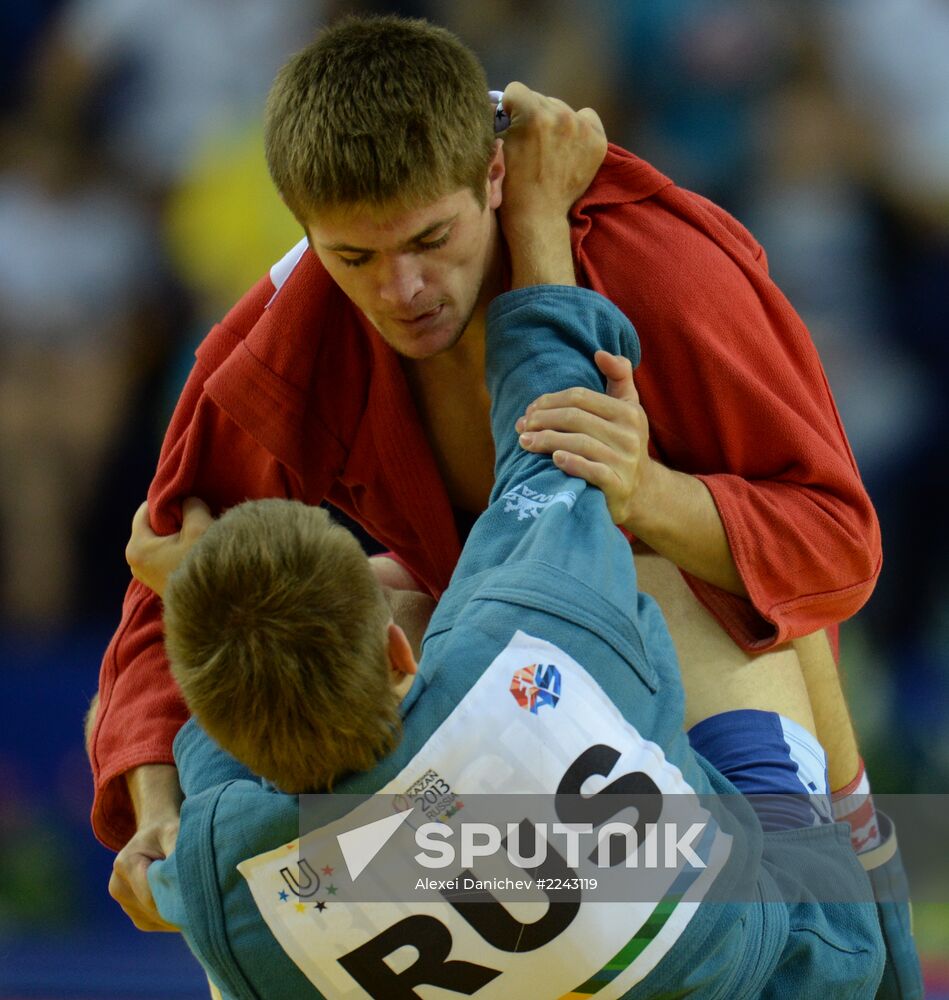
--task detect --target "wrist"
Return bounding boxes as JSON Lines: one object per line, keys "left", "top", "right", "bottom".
{"left": 621, "top": 458, "right": 672, "bottom": 536}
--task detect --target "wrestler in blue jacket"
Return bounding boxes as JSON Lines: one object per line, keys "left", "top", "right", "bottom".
{"left": 150, "top": 286, "right": 884, "bottom": 999}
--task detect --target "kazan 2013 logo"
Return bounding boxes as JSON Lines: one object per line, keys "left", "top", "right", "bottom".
{"left": 510, "top": 663, "right": 562, "bottom": 714}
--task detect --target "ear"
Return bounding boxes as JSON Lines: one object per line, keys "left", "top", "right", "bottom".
{"left": 387, "top": 622, "right": 418, "bottom": 684}
{"left": 486, "top": 139, "right": 505, "bottom": 211}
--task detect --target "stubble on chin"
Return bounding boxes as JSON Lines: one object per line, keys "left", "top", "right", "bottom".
{"left": 379, "top": 298, "right": 480, "bottom": 360}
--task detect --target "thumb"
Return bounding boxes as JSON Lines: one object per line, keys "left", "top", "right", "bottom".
{"left": 180, "top": 497, "right": 213, "bottom": 541}
{"left": 499, "top": 81, "right": 533, "bottom": 126}
{"left": 595, "top": 351, "right": 638, "bottom": 403}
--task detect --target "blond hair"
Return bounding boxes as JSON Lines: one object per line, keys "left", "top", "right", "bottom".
{"left": 264, "top": 15, "right": 496, "bottom": 220}
{"left": 163, "top": 500, "right": 400, "bottom": 792}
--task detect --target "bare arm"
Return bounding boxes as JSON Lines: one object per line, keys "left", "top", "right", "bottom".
{"left": 85, "top": 691, "right": 182, "bottom": 932}
{"left": 517, "top": 352, "right": 746, "bottom": 595}
{"left": 107, "top": 764, "right": 183, "bottom": 932}
{"left": 622, "top": 463, "right": 745, "bottom": 596}
{"left": 497, "top": 81, "right": 606, "bottom": 288}
{"left": 493, "top": 87, "right": 743, "bottom": 594}
{"left": 105, "top": 497, "right": 212, "bottom": 931}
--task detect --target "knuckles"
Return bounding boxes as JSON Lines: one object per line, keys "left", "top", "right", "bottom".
{"left": 504, "top": 82, "right": 601, "bottom": 143}
{"left": 561, "top": 387, "right": 590, "bottom": 407}
{"left": 552, "top": 106, "right": 575, "bottom": 133}
{"left": 125, "top": 540, "right": 143, "bottom": 572}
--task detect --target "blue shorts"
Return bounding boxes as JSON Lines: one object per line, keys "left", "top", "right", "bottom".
{"left": 688, "top": 709, "right": 833, "bottom": 830}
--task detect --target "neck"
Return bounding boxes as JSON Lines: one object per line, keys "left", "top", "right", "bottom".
{"left": 387, "top": 589, "right": 436, "bottom": 661}
{"left": 469, "top": 210, "right": 507, "bottom": 345}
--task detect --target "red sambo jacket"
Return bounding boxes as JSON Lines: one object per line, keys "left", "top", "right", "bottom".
{"left": 91, "top": 146, "right": 881, "bottom": 849}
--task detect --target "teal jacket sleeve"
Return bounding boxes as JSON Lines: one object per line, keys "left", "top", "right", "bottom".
{"left": 439, "top": 286, "right": 646, "bottom": 619}
{"left": 426, "top": 285, "right": 665, "bottom": 695}
{"left": 485, "top": 285, "right": 640, "bottom": 496}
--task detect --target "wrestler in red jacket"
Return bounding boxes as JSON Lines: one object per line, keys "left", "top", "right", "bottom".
{"left": 92, "top": 140, "right": 879, "bottom": 843}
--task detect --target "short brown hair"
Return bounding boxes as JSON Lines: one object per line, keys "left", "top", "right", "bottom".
{"left": 264, "top": 15, "right": 496, "bottom": 220}
{"left": 163, "top": 500, "right": 400, "bottom": 792}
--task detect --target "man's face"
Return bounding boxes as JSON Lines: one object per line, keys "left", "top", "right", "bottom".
{"left": 305, "top": 156, "right": 504, "bottom": 359}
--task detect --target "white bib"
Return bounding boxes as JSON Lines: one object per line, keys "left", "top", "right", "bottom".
{"left": 238, "top": 631, "right": 730, "bottom": 999}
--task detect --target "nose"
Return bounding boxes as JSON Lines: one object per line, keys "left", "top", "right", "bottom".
{"left": 377, "top": 254, "right": 424, "bottom": 309}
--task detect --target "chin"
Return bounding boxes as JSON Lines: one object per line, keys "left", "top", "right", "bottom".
{"left": 384, "top": 319, "right": 466, "bottom": 360}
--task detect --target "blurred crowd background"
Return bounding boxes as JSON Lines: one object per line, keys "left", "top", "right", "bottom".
{"left": 1, "top": 0, "right": 946, "bottom": 996}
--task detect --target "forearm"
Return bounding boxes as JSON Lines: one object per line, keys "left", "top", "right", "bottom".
{"left": 127, "top": 763, "right": 182, "bottom": 826}
{"left": 498, "top": 82, "right": 605, "bottom": 290}
{"left": 93, "top": 585, "right": 188, "bottom": 850}
{"left": 110, "top": 762, "right": 182, "bottom": 932}
{"left": 507, "top": 217, "right": 576, "bottom": 289}
{"left": 624, "top": 462, "right": 748, "bottom": 597}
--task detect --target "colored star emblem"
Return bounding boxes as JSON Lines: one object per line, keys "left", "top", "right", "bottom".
{"left": 314, "top": 900, "right": 328, "bottom": 912}
{"left": 278, "top": 890, "right": 289, "bottom": 902}
{"left": 321, "top": 865, "right": 334, "bottom": 876}
{"left": 294, "top": 902, "right": 306, "bottom": 913}
{"left": 326, "top": 884, "right": 338, "bottom": 896}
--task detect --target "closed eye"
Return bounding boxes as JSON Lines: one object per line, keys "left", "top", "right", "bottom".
{"left": 338, "top": 252, "right": 372, "bottom": 268}
{"left": 417, "top": 231, "right": 450, "bottom": 252}
{"left": 336, "top": 229, "right": 451, "bottom": 268}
